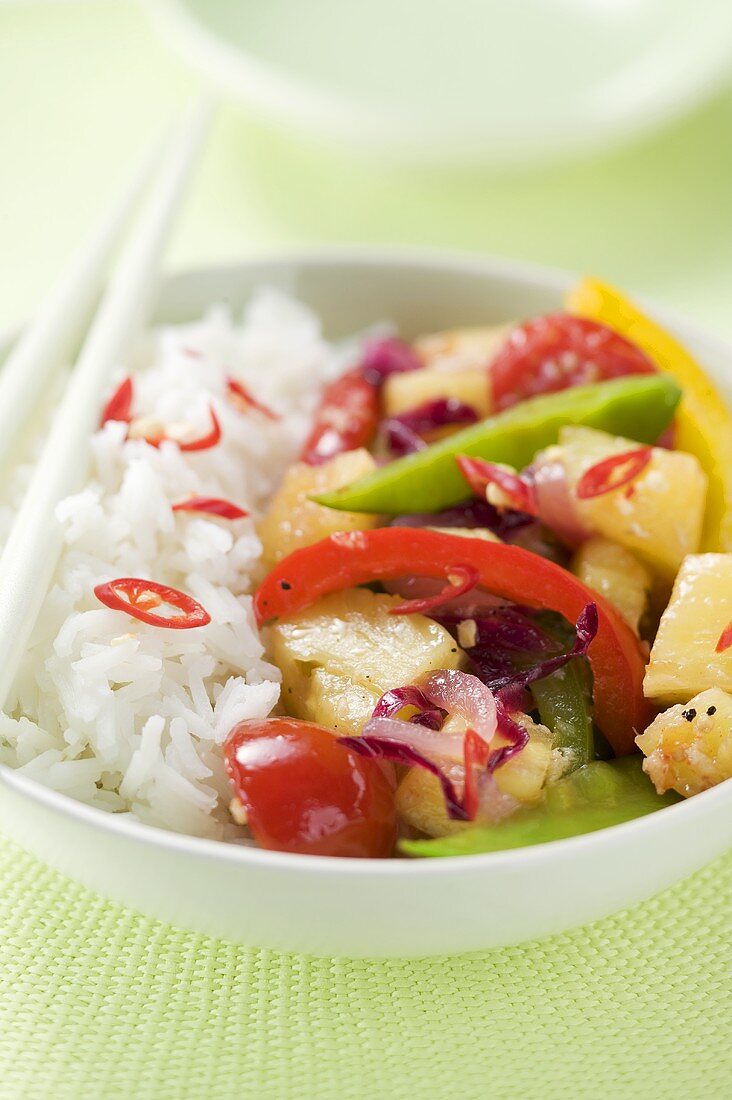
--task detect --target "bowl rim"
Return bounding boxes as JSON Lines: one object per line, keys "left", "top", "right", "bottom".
{"left": 2, "top": 244, "right": 730, "bottom": 878}
{"left": 149, "top": 0, "right": 732, "bottom": 165}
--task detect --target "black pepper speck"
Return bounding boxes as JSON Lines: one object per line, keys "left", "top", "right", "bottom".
{"left": 280, "top": 580, "right": 292, "bottom": 590}
{"left": 707, "top": 705, "right": 717, "bottom": 716}
{"left": 682, "top": 707, "right": 697, "bottom": 722}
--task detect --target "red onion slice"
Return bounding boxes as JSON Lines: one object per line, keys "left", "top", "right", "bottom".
{"left": 421, "top": 669, "right": 498, "bottom": 744}
{"left": 532, "top": 455, "right": 591, "bottom": 548}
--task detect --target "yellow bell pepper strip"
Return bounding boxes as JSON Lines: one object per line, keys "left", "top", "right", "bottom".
{"left": 566, "top": 277, "right": 732, "bottom": 552}
{"left": 400, "top": 756, "right": 680, "bottom": 857}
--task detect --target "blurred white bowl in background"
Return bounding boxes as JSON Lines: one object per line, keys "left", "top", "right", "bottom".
{"left": 151, "top": 0, "right": 732, "bottom": 166}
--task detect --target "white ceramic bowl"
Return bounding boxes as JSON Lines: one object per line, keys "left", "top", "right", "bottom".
{"left": 1, "top": 249, "right": 730, "bottom": 958}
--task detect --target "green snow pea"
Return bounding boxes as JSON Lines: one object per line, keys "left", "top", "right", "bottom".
{"left": 400, "top": 757, "right": 680, "bottom": 858}
{"left": 313, "top": 375, "right": 681, "bottom": 515}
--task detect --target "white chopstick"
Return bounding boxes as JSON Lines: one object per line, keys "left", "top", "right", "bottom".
{"left": 0, "top": 95, "right": 213, "bottom": 708}
{"left": 0, "top": 125, "right": 167, "bottom": 476}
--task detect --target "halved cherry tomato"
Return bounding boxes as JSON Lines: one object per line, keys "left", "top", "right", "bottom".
{"left": 491, "top": 314, "right": 655, "bottom": 412}
{"left": 301, "top": 368, "right": 380, "bottom": 465}
{"left": 224, "top": 717, "right": 397, "bottom": 858}
{"left": 254, "top": 528, "right": 653, "bottom": 755}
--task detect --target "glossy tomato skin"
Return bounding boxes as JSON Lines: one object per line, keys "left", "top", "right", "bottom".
{"left": 491, "top": 314, "right": 655, "bottom": 411}
{"left": 300, "top": 369, "right": 380, "bottom": 465}
{"left": 224, "top": 718, "right": 397, "bottom": 858}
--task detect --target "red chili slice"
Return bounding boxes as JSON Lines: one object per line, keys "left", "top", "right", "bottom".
{"left": 491, "top": 314, "right": 655, "bottom": 412}
{"left": 227, "top": 378, "right": 280, "bottom": 421}
{"left": 176, "top": 406, "right": 221, "bottom": 452}
{"left": 462, "top": 729, "right": 491, "bottom": 821}
{"left": 388, "top": 563, "right": 480, "bottom": 616}
{"left": 716, "top": 622, "right": 732, "bottom": 653}
{"left": 101, "top": 376, "right": 134, "bottom": 426}
{"left": 172, "top": 497, "right": 249, "bottom": 520}
{"left": 94, "top": 578, "right": 211, "bottom": 629}
{"left": 576, "top": 446, "right": 652, "bottom": 501}
{"left": 456, "top": 454, "right": 538, "bottom": 515}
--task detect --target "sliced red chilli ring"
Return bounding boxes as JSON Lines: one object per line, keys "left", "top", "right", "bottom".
{"left": 176, "top": 406, "right": 221, "bottom": 452}
{"left": 462, "top": 728, "right": 491, "bottom": 820}
{"left": 716, "top": 621, "right": 732, "bottom": 653}
{"left": 456, "top": 454, "right": 538, "bottom": 515}
{"left": 388, "top": 564, "right": 480, "bottom": 616}
{"left": 575, "top": 446, "right": 653, "bottom": 500}
{"left": 172, "top": 497, "right": 249, "bottom": 520}
{"left": 94, "top": 578, "right": 211, "bottom": 629}
{"left": 227, "top": 378, "right": 280, "bottom": 421}
{"left": 100, "top": 376, "right": 134, "bottom": 426}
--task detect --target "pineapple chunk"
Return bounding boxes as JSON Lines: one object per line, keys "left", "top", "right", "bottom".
{"left": 636, "top": 687, "right": 732, "bottom": 797}
{"left": 384, "top": 366, "right": 491, "bottom": 418}
{"left": 414, "top": 324, "right": 511, "bottom": 373}
{"left": 298, "top": 669, "right": 380, "bottom": 738}
{"left": 571, "top": 536, "right": 651, "bottom": 633}
{"left": 258, "top": 449, "right": 380, "bottom": 568}
{"left": 396, "top": 717, "right": 555, "bottom": 838}
{"left": 271, "top": 588, "right": 463, "bottom": 733}
{"left": 557, "top": 426, "right": 707, "bottom": 581}
{"left": 644, "top": 554, "right": 732, "bottom": 703}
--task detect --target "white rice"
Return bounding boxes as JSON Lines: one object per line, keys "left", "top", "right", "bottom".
{"left": 0, "top": 289, "right": 354, "bottom": 840}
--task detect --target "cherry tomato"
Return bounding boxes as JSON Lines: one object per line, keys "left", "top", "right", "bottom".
{"left": 491, "top": 314, "right": 655, "bottom": 412}
{"left": 224, "top": 718, "right": 397, "bottom": 858}
{"left": 301, "top": 368, "right": 380, "bottom": 465}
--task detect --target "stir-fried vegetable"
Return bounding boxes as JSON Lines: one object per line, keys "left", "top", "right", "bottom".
{"left": 400, "top": 757, "right": 680, "bottom": 857}
{"left": 566, "top": 277, "right": 732, "bottom": 552}
{"left": 313, "top": 375, "right": 680, "bottom": 515}
{"left": 254, "top": 528, "right": 652, "bottom": 754}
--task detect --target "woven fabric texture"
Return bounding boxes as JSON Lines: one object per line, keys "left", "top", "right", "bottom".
{"left": 0, "top": 834, "right": 729, "bottom": 1100}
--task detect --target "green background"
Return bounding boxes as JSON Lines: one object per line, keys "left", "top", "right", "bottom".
{"left": 0, "top": 3, "right": 731, "bottom": 1097}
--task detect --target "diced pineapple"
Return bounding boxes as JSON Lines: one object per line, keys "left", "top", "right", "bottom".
{"left": 396, "top": 716, "right": 555, "bottom": 838}
{"left": 429, "top": 527, "right": 500, "bottom": 543}
{"left": 571, "top": 536, "right": 651, "bottom": 633}
{"left": 298, "top": 669, "right": 381, "bottom": 738}
{"left": 271, "top": 587, "right": 463, "bottom": 732}
{"left": 557, "top": 426, "right": 707, "bottom": 581}
{"left": 636, "top": 687, "right": 732, "bottom": 797}
{"left": 384, "top": 366, "right": 491, "bottom": 418}
{"left": 644, "top": 554, "right": 732, "bottom": 703}
{"left": 258, "top": 449, "right": 381, "bottom": 568}
{"left": 414, "top": 324, "right": 511, "bottom": 373}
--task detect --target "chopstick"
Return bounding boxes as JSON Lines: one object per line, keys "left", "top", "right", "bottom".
{"left": 0, "top": 95, "right": 214, "bottom": 709}
{"left": 0, "top": 125, "right": 167, "bottom": 475}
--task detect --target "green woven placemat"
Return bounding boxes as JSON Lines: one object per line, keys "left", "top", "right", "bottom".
{"left": 0, "top": 834, "right": 729, "bottom": 1099}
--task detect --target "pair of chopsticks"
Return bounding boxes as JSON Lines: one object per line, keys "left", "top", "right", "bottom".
{"left": 0, "top": 96, "right": 214, "bottom": 708}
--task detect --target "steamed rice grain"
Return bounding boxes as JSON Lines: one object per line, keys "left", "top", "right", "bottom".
{"left": 0, "top": 289, "right": 353, "bottom": 840}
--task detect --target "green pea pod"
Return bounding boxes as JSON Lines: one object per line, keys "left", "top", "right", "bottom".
{"left": 400, "top": 757, "right": 680, "bottom": 858}
{"left": 313, "top": 375, "right": 681, "bottom": 515}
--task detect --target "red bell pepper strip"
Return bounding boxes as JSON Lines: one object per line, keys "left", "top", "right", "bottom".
{"left": 94, "top": 577, "right": 211, "bottom": 629}
{"left": 254, "top": 528, "right": 653, "bottom": 755}
{"left": 301, "top": 368, "right": 380, "bottom": 465}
